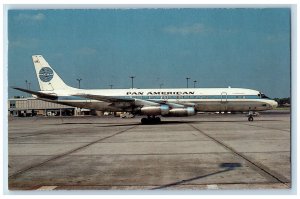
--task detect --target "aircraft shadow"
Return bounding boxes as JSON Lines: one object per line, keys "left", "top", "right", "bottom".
{"left": 50, "top": 123, "right": 140, "bottom": 127}
{"left": 55, "top": 121, "right": 198, "bottom": 127}
{"left": 97, "top": 121, "right": 199, "bottom": 127}
{"left": 151, "top": 163, "right": 242, "bottom": 190}
{"left": 96, "top": 123, "right": 141, "bottom": 127}
{"left": 47, "top": 119, "right": 280, "bottom": 127}
{"left": 141, "top": 121, "right": 198, "bottom": 125}
{"left": 140, "top": 119, "right": 280, "bottom": 125}
{"left": 52, "top": 119, "right": 279, "bottom": 124}
{"left": 189, "top": 119, "right": 281, "bottom": 123}
{"left": 59, "top": 122, "right": 118, "bottom": 125}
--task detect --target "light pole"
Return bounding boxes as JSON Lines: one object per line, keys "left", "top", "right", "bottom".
{"left": 28, "top": 82, "right": 31, "bottom": 90}
{"left": 130, "top": 76, "right": 135, "bottom": 89}
{"left": 25, "top": 80, "right": 28, "bottom": 90}
{"left": 193, "top": 80, "right": 197, "bottom": 88}
{"left": 76, "top": 78, "right": 82, "bottom": 89}
{"left": 186, "top": 77, "right": 190, "bottom": 88}
{"left": 25, "top": 80, "right": 29, "bottom": 97}
{"left": 109, "top": 84, "right": 113, "bottom": 89}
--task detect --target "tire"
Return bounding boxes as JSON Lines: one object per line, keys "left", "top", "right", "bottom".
{"left": 155, "top": 117, "right": 161, "bottom": 123}
{"left": 141, "top": 118, "right": 147, "bottom": 124}
{"left": 248, "top": 116, "right": 254, "bottom": 121}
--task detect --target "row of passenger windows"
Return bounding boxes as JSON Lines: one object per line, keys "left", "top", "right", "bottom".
{"left": 123, "top": 95, "right": 252, "bottom": 100}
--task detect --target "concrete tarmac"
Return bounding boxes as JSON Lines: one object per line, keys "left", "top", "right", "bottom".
{"left": 8, "top": 111, "right": 291, "bottom": 191}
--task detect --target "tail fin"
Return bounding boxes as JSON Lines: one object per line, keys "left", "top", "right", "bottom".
{"left": 32, "top": 55, "right": 75, "bottom": 91}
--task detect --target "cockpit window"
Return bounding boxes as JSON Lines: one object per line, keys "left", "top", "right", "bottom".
{"left": 258, "top": 92, "right": 269, "bottom": 99}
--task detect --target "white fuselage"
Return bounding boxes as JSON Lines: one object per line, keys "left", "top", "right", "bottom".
{"left": 39, "top": 87, "right": 278, "bottom": 113}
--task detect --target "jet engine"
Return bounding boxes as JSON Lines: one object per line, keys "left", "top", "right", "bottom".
{"left": 168, "top": 107, "right": 196, "bottom": 117}
{"left": 140, "top": 105, "right": 170, "bottom": 116}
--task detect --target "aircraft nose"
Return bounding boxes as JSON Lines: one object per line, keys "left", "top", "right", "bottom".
{"left": 270, "top": 100, "right": 278, "bottom": 109}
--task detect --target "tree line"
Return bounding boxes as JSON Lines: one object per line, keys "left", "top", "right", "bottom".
{"left": 273, "top": 97, "right": 290, "bottom": 107}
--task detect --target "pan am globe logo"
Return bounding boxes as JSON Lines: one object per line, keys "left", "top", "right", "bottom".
{"left": 39, "top": 67, "right": 54, "bottom": 82}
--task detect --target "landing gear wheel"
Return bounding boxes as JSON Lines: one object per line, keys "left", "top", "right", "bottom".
{"left": 154, "top": 117, "right": 161, "bottom": 123}
{"left": 248, "top": 116, "right": 254, "bottom": 121}
{"left": 141, "top": 118, "right": 147, "bottom": 124}
{"left": 141, "top": 117, "right": 161, "bottom": 124}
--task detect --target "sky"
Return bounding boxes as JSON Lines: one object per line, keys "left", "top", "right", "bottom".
{"left": 7, "top": 8, "right": 291, "bottom": 98}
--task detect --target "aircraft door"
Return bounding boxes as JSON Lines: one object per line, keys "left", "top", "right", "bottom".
{"left": 221, "top": 92, "right": 227, "bottom": 103}
{"left": 221, "top": 92, "right": 228, "bottom": 111}
{"left": 162, "top": 95, "right": 168, "bottom": 101}
{"left": 176, "top": 95, "right": 181, "bottom": 103}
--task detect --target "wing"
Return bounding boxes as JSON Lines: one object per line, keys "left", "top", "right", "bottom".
{"left": 73, "top": 94, "right": 193, "bottom": 109}
{"left": 148, "top": 99, "right": 195, "bottom": 108}
{"left": 74, "top": 94, "right": 157, "bottom": 108}
{"left": 73, "top": 94, "right": 162, "bottom": 109}
{"left": 73, "top": 94, "right": 135, "bottom": 103}
{"left": 12, "top": 87, "right": 58, "bottom": 100}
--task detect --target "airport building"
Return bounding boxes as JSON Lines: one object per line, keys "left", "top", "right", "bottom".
{"left": 8, "top": 97, "right": 96, "bottom": 117}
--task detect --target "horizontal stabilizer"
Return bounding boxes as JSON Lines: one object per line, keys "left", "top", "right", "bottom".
{"left": 73, "top": 94, "right": 135, "bottom": 103}
{"left": 12, "top": 87, "right": 58, "bottom": 100}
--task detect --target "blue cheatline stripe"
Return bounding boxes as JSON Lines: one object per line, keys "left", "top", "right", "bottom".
{"left": 56, "top": 95, "right": 261, "bottom": 101}
{"left": 122, "top": 95, "right": 260, "bottom": 100}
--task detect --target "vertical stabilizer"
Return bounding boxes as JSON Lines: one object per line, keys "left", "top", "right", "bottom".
{"left": 32, "top": 55, "right": 74, "bottom": 91}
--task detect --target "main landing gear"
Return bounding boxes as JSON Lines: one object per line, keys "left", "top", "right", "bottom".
{"left": 141, "top": 116, "right": 161, "bottom": 124}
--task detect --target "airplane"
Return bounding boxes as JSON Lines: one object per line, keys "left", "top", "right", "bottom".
{"left": 13, "top": 55, "right": 278, "bottom": 124}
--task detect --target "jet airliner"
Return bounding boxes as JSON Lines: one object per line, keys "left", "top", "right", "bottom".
{"left": 13, "top": 55, "right": 278, "bottom": 124}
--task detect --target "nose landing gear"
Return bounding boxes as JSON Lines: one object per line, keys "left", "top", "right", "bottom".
{"left": 248, "top": 115, "right": 254, "bottom": 121}
{"left": 141, "top": 116, "right": 161, "bottom": 124}
{"left": 247, "top": 111, "right": 259, "bottom": 121}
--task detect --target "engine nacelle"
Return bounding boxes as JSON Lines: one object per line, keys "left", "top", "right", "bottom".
{"left": 168, "top": 107, "right": 196, "bottom": 117}
{"left": 140, "top": 105, "right": 170, "bottom": 116}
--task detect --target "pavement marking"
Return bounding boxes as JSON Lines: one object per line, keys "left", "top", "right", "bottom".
{"left": 9, "top": 125, "right": 138, "bottom": 179}
{"left": 207, "top": 184, "right": 219, "bottom": 190}
{"left": 189, "top": 124, "right": 290, "bottom": 184}
{"left": 36, "top": 186, "right": 57, "bottom": 190}
{"left": 9, "top": 127, "right": 80, "bottom": 139}
{"left": 241, "top": 123, "right": 290, "bottom": 132}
